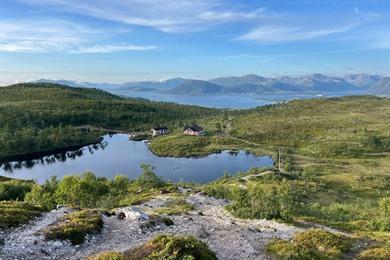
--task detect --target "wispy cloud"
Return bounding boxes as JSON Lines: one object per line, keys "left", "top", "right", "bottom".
{"left": 0, "top": 19, "right": 156, "bottom": 53}
{"left": 238, "top": 23, "right": 360, "bottom": 43}
{"left": 20, "top": 0, "right": 267, "bottom": 33}
{"left": 69, "top": 44, "right": 157, "bottom": 54}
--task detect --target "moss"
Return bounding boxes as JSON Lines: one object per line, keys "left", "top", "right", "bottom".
{"left": 139, "top": 216, "right": 174, "bottom": 231}
{"left": 0, "top": 201, "right": 44, "bottom": 228}
{"left": 43, "top": 209, "right": 103, "bottom": 245}
{"left": 88, "top": 251, "right": 125, "bottom": 260}
{"left": 266, "top": 229, "right": 351, "bottom": 259}
{"left": 358, "top": 246, "right": 390, "bottom": 260}
{"left": 153, "top": 196, "right": 194, "bottom": 215}
{"left": 125, "top": 234, "right": 217, "bottom": 260}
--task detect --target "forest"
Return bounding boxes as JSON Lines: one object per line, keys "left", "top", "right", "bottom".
{"left": 0, "top": 83, "right": 220, "bottom": 159}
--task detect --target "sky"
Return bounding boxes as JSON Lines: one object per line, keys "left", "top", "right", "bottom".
{"left": 0, "top": 0, "right": 389, "bottom": 85}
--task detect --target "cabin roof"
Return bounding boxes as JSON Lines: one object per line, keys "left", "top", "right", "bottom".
{"left": 183, "top": 125, "right": 203, "bottom": 132}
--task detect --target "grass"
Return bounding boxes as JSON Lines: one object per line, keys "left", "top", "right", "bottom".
{"left": 149, "top": 133, "right": 261, "bottom": 158}
{"left": 88, "top": 251, "right": 125, "bottom": 260}
{"left": 266, "top": 229, "right": 352, "bottom": 259}
{"left": 0, "top": 201, "right": 44, "bottom": 228}
{"left": 43, "top": 209, "right": 103, "bottom": 245}
{"left": 358, "top": 246, "right": 390, "bottom": 259}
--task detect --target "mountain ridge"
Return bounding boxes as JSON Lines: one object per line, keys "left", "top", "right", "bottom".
{"left": 30, "top": 73, "right": 387, "bottom": 96}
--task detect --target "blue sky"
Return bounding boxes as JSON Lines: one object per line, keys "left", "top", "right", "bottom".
{"left": 0, "top": 0, "right": 389, "bottom": 84}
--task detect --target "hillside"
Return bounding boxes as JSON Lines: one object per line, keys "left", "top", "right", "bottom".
{"left": 0, "top": 83, "right": 220, "bottom": 159}
{"left": 370, "top": 77, "right": 390, "bottom": 95}
{"left": 168, "top": 80, "right": 223, "bottom": 95}
{"left": 150, "top": 95, "right": 390, "bottom": 245}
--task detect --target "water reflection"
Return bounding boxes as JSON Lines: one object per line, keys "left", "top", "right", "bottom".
{"left": 0, "top": 134, "right": 273, "bottom": 184}
{"left": 0, "top": 141, "right": 108, "bottom": 173}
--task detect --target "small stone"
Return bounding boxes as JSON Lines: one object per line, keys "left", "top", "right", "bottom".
{"left": 56, "top": 205, "right": 64, "bottom": 210}
{"left": 117, "top": 212, "right": 126, "bottom": 220}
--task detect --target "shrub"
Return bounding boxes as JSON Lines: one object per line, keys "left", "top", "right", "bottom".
{"left": 54, "top": 173, "right": 110, "bottom": 208}
{"left": 43, "top": 209, "right": 103, "bottom": 244}
{"left": 125, "top": 234, "right": 217, "bottom": 260}
{"left": 371, "top": 197, "right": 390, "bottom": 231}
{"left": 136, "top": 164, "right": 166, "bottom": 189}
{"left": 266, "top": 229, "right": 351, "bottom": 259}
{"left": 24, "top": 184, "right": 56, "bottom": 210}
{"left": 228, "top": 182, "right": 299, "bottom": 221}
{"left": 203, "top": 183, "right": 233, "bottom": 200}
{"left": 0, "top": 180, "right": 33, "bottom": 201}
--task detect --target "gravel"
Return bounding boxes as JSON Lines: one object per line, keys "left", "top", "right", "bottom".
{"left": 0, "top": 191, "right": 301, "bottom": 260}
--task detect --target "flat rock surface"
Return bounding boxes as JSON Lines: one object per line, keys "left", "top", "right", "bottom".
{"left": 0, "top": 191, "right": 301, "bottom": 260}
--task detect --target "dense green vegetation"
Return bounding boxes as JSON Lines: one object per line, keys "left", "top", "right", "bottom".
{"left": 0, "top": 83, "right": 219, "bottom": 159}
{"left": 0, "top": 165, "right": 177, "bottom": 229}
{"left": 266, "top": 229, "right": 351, "bottom": 259}
{"left": 89, "top": 234, "right": 217, "bottom": 260}
{"left": 24, "top": 165, "right": 176, "bottom": 210}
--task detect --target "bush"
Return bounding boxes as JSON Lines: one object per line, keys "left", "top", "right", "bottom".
{"left": 55, "top": 172, "right": 110, "bottom": 208}
{"left": 125, "top": 234, "right": 217, "bottom": 260}
{"left": 228, "top": 182, "right": 299, "bottom": 221}
{"left": 371, "top": 197, "right": 390, "bottom": 231}
{"left": 24, "top": 185, "right": 56, "bottom": 210}
{"left": 266, "top": 229, "right": 351, "bottom": 259}
{"left": 203, "top": 183, "right": 233, "bottom": 200}
{"left": 0, "top": 180, "right": 33, "bottom": 201}
{"left": 136, "top": 164, "right": 166, "bottom": 189}
{"left": 43, "top": 209, "right": 103, "bottom": 244}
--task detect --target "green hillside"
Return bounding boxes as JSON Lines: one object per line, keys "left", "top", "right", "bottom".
{"left": 0, "top": 83, "right": 219, "bottom": 159}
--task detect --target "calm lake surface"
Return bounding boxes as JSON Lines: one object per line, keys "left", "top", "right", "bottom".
{"left": 0, "top": 134, "right": 273, "bottom": 184}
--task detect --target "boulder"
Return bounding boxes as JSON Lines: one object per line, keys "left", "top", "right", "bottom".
{"left": 118, "top": 207, "right": 149, "bottom": 221}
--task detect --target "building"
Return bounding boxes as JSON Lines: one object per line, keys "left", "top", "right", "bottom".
{"left": 151, "top": 127, "right": 169, "bottom": 137}
{"left": 183, "top": 125, "right": 204, "bottom": 136}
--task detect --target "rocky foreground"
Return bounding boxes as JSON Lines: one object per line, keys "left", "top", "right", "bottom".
{"left": 0, "top": 190, "right": 300, "bottom": 260}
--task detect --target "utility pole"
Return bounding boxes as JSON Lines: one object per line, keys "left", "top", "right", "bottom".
{"left": 278, "top": 149, "right": 281, "bottom": 171}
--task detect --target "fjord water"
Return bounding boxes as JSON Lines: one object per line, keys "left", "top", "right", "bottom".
{"left": 0, "top": 134, "right": 273, "bottom": 184}
{"left": 111, "top": 90, "right": 360, "bottom": 109}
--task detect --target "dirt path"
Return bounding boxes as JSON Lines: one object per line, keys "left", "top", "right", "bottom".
{"left": 0, "top": 192, "right": 301, "bottom": 260}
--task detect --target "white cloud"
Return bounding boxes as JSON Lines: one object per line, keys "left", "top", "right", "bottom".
{"left": 20, "top": 0, "right": 267, "bottom": 33}
{"left": 69, "top": 44, "right": 157, "bottom": 54}
{"left": 238, "top": 23, "right": 360, "bottom": 43}
{"left": 0, "top": 19, "right": 157, "bottom": 53}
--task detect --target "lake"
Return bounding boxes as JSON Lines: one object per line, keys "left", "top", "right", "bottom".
{"left": 0, "top": 134, "right": 273, "bottom": 184}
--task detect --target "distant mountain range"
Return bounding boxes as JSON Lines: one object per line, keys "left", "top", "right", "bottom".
{"left": 33, "top": 73, "right": 389, "bottom": 96}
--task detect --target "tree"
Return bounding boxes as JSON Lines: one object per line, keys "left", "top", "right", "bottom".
{"left": 136, "top": 164, "right": 165, "bottom": 189}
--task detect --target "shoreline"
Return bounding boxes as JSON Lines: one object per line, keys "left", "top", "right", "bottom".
{"left": 0, "top": 137, "right": 103, "bottom": 164}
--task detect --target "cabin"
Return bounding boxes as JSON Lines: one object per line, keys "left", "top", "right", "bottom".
{"left": 150, "top": 127, "right": 169, "bottom": 137}
{"left": 183, "top": 125, "right": 204, "bottom": 136}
